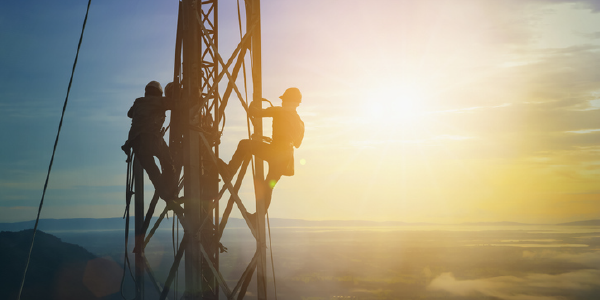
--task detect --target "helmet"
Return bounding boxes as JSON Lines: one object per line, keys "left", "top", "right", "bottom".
{"left": 279, "top": 87, "right": 302, "bottom": 103}
{"left": 145, "top": 81, "right": 163, "bottom": 95}
{"left": 164, "top": 82, "right": 175, "bottom": 98}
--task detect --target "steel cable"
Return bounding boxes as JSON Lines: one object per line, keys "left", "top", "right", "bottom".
{"left": 17, "top": 1, "right": 92, "bottom": 299}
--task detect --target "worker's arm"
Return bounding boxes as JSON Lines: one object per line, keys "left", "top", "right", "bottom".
{"left": 127, "top": 100, "right": 137, "bottom": 118}
{"left": 249, "top": 101, "right": 277, "bottom": 118}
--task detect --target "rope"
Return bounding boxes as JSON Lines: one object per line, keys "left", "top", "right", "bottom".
{"left": 17, "top": 1, "right": 92, "bottom": 299}
{"left": 267, "top": 211, "right": 278, "bottom": 300}
{"left": 173, "top": 213, "right": 179, "bottom": 300}
{"left": 237, "top": 0, "right": 249, "bottom": 110}
{"left": 262, "top": 98, "right": 274, "bottom": 107}
{"left": 121, "top": 155, "right": 136, "bottom": 299}
{"left": 237, "top": 0, "right": 253, "bottom": 152}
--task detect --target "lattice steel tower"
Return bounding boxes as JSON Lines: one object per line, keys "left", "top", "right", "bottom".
{"left": 132, "top": 0, "right": 270, "bottom": 299}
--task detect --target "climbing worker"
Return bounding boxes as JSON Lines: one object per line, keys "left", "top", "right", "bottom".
{"left": 221, "top": 87, "right": 305, "bottom": 210}
{"left": 122, "top": 81, "right": 178, "bottom": 201}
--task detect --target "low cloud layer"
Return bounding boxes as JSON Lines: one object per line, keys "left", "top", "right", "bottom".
{"left": 428, "top": 269, "right": 600, "bottom": 300}
{"left": 523, "top": 249, "right": 600, "bottom": 268}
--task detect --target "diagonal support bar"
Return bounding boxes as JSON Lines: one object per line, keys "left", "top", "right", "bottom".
{"left": 195, "top": 11, "right": 255, "bottom": 114}
{"left": 217, "top": 158, "right": 251, "bottom": 241}
{"left": 217, "top": 44, "right": 249, "bottom": 120}
{"left": 159, "top": 233, "right": 188, "bottom": 300}
{"left": 142, "top": 199, "right": 188, "bottom": 252}
{"left": 189, "top": 21, "right": 256, "bottom": 119}
{"left": 232, "top": 251, "right": 259, "bottom": 299}
{"left": 142, "top": 205, "right": 170, "bottom": 250}
{"left": 200, "top": 244, "right": 234, "bottom": 299}
{"left": 142, "top": 191, "right": 160, "bottom": 236}
{"left": 199, "top": 132, "right": 257, "bottom": 238}
{"left": 143, "top": 253, "right": 170, "bottom": 300}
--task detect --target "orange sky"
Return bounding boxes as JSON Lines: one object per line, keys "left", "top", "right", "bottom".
{"left": 1, "top": 0, "right": 599, "bottom": 223}
{"left": 239, "top": 0, "right": 600, "bottom": 223}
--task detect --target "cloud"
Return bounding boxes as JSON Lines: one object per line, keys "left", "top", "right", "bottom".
{"left": 523, "top": 250, "right": 600, "bottom": 268}
{"left": 567, "top": 0, "right": 600, "bottom": 12}
{"left": 428, "top": 270, "right": 600, "bottom": 300}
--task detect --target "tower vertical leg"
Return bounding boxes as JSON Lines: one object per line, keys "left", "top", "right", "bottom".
{"left": 134, "top": 157, "right": 145, "bottom": 300}
{"left": 248, "top": 0, "right": 268, "bottom": 299}
{"left": 198, "top": 0, "right": 219, "bottom": 297}
{"left": 183, "top": 0, "right": 202, "bottom": 293}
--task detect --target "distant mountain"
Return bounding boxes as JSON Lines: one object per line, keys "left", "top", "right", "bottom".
{"left": 263, "top": 218, "right": 435, "bottom": 227}
{"left": 456, "top": 221, "right": 535, "bottom": 226}
{"left": 0, "top": 230, "right": 122, "bottom": 300}
{"left": 556, "top": 219, "right": 600, "bottom": 226}
{"left": 0, "top": 218, "right": 129, "bottom": 232}
{"left": 0, "top": 217, "right": 436, "bottom": 232}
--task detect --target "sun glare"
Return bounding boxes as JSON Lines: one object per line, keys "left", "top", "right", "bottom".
{"left": 363, "top": 86, "right": 429, "bottom": 129}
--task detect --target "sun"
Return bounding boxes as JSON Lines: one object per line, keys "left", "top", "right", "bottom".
{"left": 363, "top": 86, "right": 429, "bottom": 129}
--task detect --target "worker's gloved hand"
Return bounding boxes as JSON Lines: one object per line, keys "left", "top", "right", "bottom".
{"left": 248, "top": 101, "right": 261, "bottom": 125}
{"left": 249, "top": 100, "right": 261, "bottom": 112}
{"left": 121, "top": 141, "right": 132, "bottom": 162}
{"left": 251, "top": 133, "right": 272, "bottom": 143}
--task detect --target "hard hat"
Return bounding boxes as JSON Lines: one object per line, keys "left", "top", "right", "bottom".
{"left": 164, "top": 82, "right": 175, "bottom": 98}
{"left": 145, "top": 81, "right": 163, "bottom": 95}
{"left": 279, "top": 87, "right": 302, "bottom": 103}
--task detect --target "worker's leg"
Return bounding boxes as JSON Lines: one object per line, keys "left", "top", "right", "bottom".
{"left": 156, "top": 138, "right": 178, "bottom": 198}
{"left": 228, "top": 139, "right": 271, "bottom": 173}
{"left": 227, "top": 139, "right": 251, "bottom": 174}
{"left": 264, "top": 172, "right": 282, "bottom": 210}
{"left": 133, "top": 137, "right": 165, "bottom": 197}
{"left": 261, "top": 147, "right": 292, "bottom": 210}
{"left": 134, "top": 135, "right": 175, "bottom": 201}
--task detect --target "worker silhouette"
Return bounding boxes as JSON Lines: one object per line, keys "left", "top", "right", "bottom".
{"left": 221, "top": 87, "right": 304, "bottom": 210}
{"left": 122, "top": 81, "right": 178, "bottom": 201}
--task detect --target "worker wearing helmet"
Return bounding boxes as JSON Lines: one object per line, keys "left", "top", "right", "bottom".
{"left": 123, "top": 81, "right": 178, "bottom": 201}
{"left": 221, "top": 87, "right": 305, "bottom": 210}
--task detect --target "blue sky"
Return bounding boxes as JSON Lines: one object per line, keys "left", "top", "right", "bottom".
{"left": 1, "top": 0, "right": 600, "bottom": 223}
{"left": 0, "top": 0, "right": 319, "bottom": 222}
{"left": 1, "top": 0, "right": 181, "bottom": 221}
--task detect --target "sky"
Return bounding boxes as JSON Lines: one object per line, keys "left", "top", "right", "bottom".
{"left": 0, "top": 0, "right": 599, "bottom": 224}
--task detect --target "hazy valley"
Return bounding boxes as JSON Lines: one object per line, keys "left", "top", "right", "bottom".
{"left": 3, "top": 218, "right": 599, "bottom": 299}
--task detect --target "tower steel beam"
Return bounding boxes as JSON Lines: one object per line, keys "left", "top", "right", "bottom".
{"left": 246, "top": 0, "right": 268, "bottom": 299}
{"left": 198, "top": 0, "right": 219, "bottom": 299}
{"left": 134, "top": 158, "right": 145, "bottom": 300}
{"left": 180, "top": 0, "right": 219, "bottom": 299}
{"left": 181, "top": 1, "right": 202, "bottom": 299}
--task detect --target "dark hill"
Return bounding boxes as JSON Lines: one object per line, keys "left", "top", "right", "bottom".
{"left": 0, "top": 230, "right": 122, "bottom": 300}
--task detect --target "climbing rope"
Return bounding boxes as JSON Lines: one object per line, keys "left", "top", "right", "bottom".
{"left": 120, "top": 154, "right": 136, "bottom": 300}
{"left": 266, "top": 211, "right": 279, "bottom": 300}
{"left": 173, "top": 213, "right": 180, "bottom": 300}
{"left": 17, "top": 1, "right": 92, "bottom": 299}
